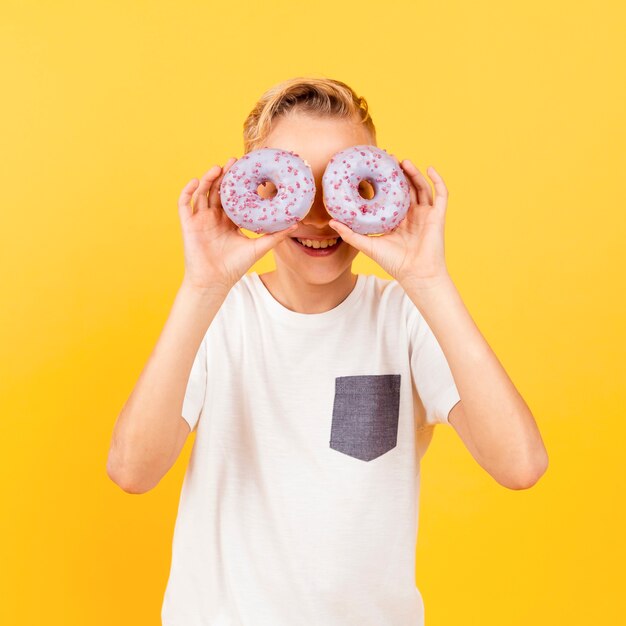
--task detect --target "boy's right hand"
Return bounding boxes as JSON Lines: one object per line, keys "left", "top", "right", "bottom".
{"left": 177, "top": 158, "right": 298, "bottom": 295}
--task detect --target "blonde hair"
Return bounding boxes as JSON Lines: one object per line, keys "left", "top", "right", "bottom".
{"left": 242, "top": 76, "right": 376, "bottom": 154}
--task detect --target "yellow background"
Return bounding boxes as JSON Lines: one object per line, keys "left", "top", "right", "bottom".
{"left": 1, "top": 0, "right": 624, "bottom": 624}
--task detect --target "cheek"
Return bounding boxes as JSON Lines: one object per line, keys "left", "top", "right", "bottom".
{"left": 343, "top": 240, "right": 359, "bottom": 255}
{"left": 273, "top": 239, "right": 293, "bottom": 260}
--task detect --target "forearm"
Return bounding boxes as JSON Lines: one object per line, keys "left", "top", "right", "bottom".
{"left": 107, "top": 281, "right": 228, "bottom": 490}
{"left": 401, "top": 274, "right": 548, "bottom": 483}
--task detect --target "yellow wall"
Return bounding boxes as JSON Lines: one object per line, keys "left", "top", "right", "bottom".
{"left": 1, "top": 0, "right": 624, "bottom": 624}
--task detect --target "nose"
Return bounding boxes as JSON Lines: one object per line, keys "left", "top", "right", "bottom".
{"left": 301, "top": 204, "right": 330, "bottom": 228}
{"left": 300, "top": 175, "right": 332, "bottom": 229}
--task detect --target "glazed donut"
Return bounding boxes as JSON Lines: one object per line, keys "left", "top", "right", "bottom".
{"left": 322, "top": 145, "right": 411, "bottom": 235}
{"left": 219, "top": 148, "right": 316, "bottom": 234}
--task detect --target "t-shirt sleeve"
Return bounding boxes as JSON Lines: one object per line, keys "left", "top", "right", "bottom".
{"left": 181, "top": 335, "right": 208, "bottom": 432}
{"left": 407, "top": 303, "right": 460, "bottom": 426}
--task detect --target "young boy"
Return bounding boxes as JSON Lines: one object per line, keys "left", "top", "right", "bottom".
{"left": 107, "top": 77, "right": 549, "bottom": 625}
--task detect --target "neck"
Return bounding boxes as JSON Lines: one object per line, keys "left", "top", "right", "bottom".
{"left": 259, "top": 266, "right": 357, "bottom": 314}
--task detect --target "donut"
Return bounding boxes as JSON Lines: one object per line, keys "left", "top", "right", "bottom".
{"left": 219, "top": 147, "right": 316, "bottom": 234}
{"left": 321, "top": 145, "right": 411, "bottom": 235}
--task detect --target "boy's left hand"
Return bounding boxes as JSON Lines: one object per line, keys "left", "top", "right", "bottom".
{"left": 328, "top": 161, "right": 451, "bottom": 289}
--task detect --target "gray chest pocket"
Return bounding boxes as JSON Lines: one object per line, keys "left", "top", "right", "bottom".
{"left": 329, "top": 374, "right": 401, "bottom": 462}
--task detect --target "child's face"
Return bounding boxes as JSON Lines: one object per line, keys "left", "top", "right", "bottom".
{"left": 261, "top": 110, "right": 374, "bottom": 285}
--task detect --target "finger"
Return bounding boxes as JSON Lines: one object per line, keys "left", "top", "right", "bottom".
{"left": 252, "top": 224, "right": 299, "bottom": 259}
{"left": 426, "top": 166, "right": 448, "bottom": 211}
{"left": 178, "top": 178, "right": 200, "bottom": 219}
{"left": 400, "top": 160, "right": 433, "bottom": 206}
{"left": 407, "top": 176, "right": 418, "bottom": 207}
{"left": 192, "top": 165, "right": 222, "bottom": 213}
{"left": 401, "top": 159, "right": 432, "bottom": 205}
{"left": 328, "top": 219, "right": 372, "bottom": 255}
{"left": 190, "top": 168, "right": 213, "bottom": 210}
{"left": 208, "top": 157, "right": 237, "bottom": 209}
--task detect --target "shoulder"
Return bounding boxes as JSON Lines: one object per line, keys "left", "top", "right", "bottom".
{"left": 221, "top": 272, "right": 256, "bottom": 308}
{"left": 201, "top": 274, "right": 253, "bottom": 335}
{"left": 369, "top": 274, "right": 405, "bottom": 299}
{"left": 366, "top": 275, "right": 428, "bottom": 342}
{"left": 363, "top": 274, "right": 416, "bottom": 319}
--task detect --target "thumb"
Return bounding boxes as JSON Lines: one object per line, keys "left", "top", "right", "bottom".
{"left": 328, "top": 219, "right": 369, "bottom": 252}
{"left": 253, "top": 224, "right": 299, "bottom": 258}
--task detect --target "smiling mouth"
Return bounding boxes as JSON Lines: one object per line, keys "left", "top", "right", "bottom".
{"left": 288, "top": 236, "right": 346, "bottom": 256}
{"left": 291, "top": 236, "right": 343, "bottom": 249}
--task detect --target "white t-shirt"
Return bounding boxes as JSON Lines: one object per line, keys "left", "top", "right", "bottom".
{"left": 161, "top": 271, "right": 460, "bottom": 626}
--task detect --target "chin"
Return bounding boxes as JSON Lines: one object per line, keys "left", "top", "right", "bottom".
{"left": 298, "top": 265, "right": 349, "bottom": 285}
{"left": 274, "top": 242, "right": 357, "bottom": 284}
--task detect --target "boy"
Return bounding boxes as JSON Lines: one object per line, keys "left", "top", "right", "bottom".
{"left": 107, "top": 77, "right": 549, "bottom": 625}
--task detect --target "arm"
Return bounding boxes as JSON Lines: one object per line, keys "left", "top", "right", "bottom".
{"left": 328, "top": 161, "right": 549, "bottom": 490}
{"left": 108, "top": 158, "right": 297, "bottom": 494}
{"left": 106, "top": 281, "right": 228, "bottom": 494}
{"left": 403, "top": 274, "right": 549, "bottom": 490}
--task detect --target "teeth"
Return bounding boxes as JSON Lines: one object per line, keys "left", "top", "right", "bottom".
{"left": 296, "top": 238, "right": 338, "bottom": 248}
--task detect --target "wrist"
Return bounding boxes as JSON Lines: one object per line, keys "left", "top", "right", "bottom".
{"left": 399, "top": 272, "right": 458, "bottom": 313}
{"left": 179, "top": 277, "right": 232, "bottom": 302}
{"left": 398, "top": 270, "right": 454, "bottom": 296}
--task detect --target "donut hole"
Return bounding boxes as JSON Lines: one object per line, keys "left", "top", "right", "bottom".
{"left": 257, "top": 180, "right": 278, "bottom": 200}
{"left": 357, "top": 179, "right": 376, "bottom": 200}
